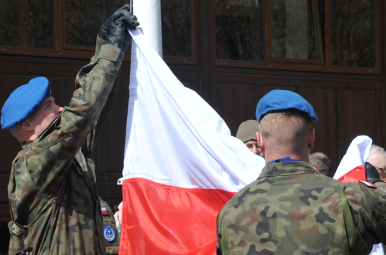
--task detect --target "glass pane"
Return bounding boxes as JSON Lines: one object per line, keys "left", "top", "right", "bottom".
{"left": 0, "top": 0, "right": 54, "bottom": 48}
{"left": 331, "top": 0, "right": 375, "bottom": 68}
{"left": 65, "top": 0, "right": 124, "bottom": 46}
{"left": 271, "top": 0, "right": 319, "bottom": 60}
{"left": 216, "top": 0, "right": 264, "bottom": 61}
{"left": 162, "top": 0, "right": 192, "bottom": 57}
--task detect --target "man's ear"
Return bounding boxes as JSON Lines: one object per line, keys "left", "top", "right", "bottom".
{"left": 308, "top": 127, "right": 315, "bottom": 150}
{"left": 256, "top": 132, "right": 265, "bottom": 153}
{"left": 20, "top": 119, "right": 34, "bottom": 131}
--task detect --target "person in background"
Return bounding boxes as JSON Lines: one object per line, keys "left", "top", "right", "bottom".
{"left": 216, "top": 90, "right": 386, "bottom": 255}
{"left": 367, "top": 144, "right": 386, "bottom": 182}
{"left": 1, "top": 6, "right": 139, "bottom": 254}
{"left": 309, "top": 152, "right": 334, "bottom": 177}
{"left": 236, "top": 120, "right": 264, "bottom": 157}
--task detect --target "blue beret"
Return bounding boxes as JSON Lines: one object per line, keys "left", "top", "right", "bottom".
{"left": 1, "top": 77, "right": 51, "bottom": 129}
{"left": 256, "top": 90, "right": 318, "bottom": 122}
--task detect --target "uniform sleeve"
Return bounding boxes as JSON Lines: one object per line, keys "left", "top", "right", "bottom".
{"left": 345, "top": 181, "right": 386, "bottom": 247}
{"left": 91, "top": 36, "right": 107, "bottom": 63}
{"left": 25, "top": 43, "right": 124, "bottom": 194}
{"left": 81, "top": 35, "right": 123, "bottom": 158}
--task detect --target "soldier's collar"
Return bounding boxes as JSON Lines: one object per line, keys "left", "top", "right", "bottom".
{"left": 21, "top": 141, "right": 32, "bottom": 149}
{"left": 260, "top": 161, "right": 317, "bottom": 177}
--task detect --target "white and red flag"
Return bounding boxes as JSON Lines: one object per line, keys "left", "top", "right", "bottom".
{"left": 333, "top": 135, "right": 372, "bottom": 183}
{"left": 119, "top": 29, "right": 265, "bottom": 255}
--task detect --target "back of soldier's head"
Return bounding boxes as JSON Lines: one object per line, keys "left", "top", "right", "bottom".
{"left": 255, "top": 90, "right": 318, "bottom": 157}
{"left": 309, "top": 152, "right": 333, "bottom": 177}
{"left": 258, "top": 109, "right": 312, "bottom": 155}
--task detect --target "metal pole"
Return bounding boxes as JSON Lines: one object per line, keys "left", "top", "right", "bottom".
{"left": 133, "top": 0, "right": 163, "bottom": 57}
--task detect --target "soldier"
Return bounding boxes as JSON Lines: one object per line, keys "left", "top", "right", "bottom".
{"left": 216, "top": 90, "right": 386, "bottom": 255}
{"left": 236, "top": 120, "right": 263, "bottom": 157}
{"left": 1, "top": 6, "right": 139, "bottom": 255}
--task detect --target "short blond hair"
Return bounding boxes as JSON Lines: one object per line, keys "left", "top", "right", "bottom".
{"left": 258, "top": 110, "right": 312, "bottom": 154}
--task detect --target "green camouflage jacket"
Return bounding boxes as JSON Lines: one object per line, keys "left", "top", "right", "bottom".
{"left": 216, "top": 161, "right": 386, "bottom": 255}
{"left": 8, "top": 36, "right": 124, "bottom": 255}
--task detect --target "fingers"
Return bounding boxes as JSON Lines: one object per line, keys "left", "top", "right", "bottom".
{"left": 120, "top": 4, "right": 131, "bottom": 12}
{"left": 121, "top": 15, "right": 140, "bottom": 29}
{"left": 112, "top": 7, "right": 134, "bottom": 23}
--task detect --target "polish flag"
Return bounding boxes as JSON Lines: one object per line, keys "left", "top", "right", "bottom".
{"left": 119, "top": 30, "right": 265, "bottom": 255}
{"left": 101, "top": 206, "right": 108, "bottom": 216}
{"left": 333, "top": 135, "right": 372, "bottom": 183}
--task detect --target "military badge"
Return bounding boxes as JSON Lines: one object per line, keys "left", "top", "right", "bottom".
{"left": 101, "top": 206, "right": 109, "bottom": 215}
{"left": 104, "top": 225, "right": 116, "bottom": 242}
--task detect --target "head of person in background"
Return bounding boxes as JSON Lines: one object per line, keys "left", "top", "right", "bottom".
{"left": 366, "top": 144, "right": 386, "bottom": 182}
{"left": 309, "top": 152, "right": 334, "bottom": 177}
{"left": 236, "top": 120, "right": 264, "bottom": 157}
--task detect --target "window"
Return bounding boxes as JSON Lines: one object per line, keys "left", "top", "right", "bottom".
{"left": 0, "top": 0, "right": 55, "bottom": 49}
{"left": 215, "top": 0, "right": 380, "bottom": 74}
{"left": 271, "top": 0, "right": 319, "bottom": 61}
{"left": 216, "top": 0, "right": 264, "bottom": 62}
{"left": 162, "top": 0, "right": 197, "bottom": 64}
{"left": 331, "top": 0, "right": 375, "bottom": 68}
{"left": 65, "top": 0, "right": 124, "bottom": 48}
{"left": 0, "top": 0, "right": 197, "bottom": 64}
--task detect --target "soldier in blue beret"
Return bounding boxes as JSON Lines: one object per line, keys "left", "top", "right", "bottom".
{"left": 217, "top": 90, "right": 386, "bottom": 255}
{"left": 1, "top": 77, "right": 62, "bottom": 140}
{"left": 2, "top": 5, "right": 139, "bottom": 255}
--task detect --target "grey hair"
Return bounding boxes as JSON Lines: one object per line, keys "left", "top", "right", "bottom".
{"left": 370, "top": 144, "right": 386, "bottom": 157}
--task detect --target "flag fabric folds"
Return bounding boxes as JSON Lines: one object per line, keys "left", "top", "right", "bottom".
{"left": 119, "top": 29, "right": 265, "bottom": 255}
{"left": 333, "top": 135, "right": 372, "bottom": 183}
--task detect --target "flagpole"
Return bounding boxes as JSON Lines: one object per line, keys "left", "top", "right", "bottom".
{"left": 132, "top": 0, "right": 163, "bottom": 57}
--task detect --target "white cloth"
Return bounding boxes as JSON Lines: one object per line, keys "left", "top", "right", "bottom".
{"left": 333, "top": 135, "right": 372, "bottom": 180}
{"left": 369, "top": 244, "right": 385, "bottom": 255}
{"left": 122, "top": 29, "right": 265, "bottom": 192}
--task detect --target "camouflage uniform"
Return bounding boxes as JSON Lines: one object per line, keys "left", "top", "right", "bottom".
{"left": 8, "top": 36, "right": 124, "bottom": 255}
{"left": 216, "top": 161, "right": 386, "bottom": 255}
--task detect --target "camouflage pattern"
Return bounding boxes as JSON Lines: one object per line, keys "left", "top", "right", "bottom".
{"left": 216, "top": 161, "right": 386, "bottom": 255}
{"left": 99, "top": 197, "right": 120, "bottom": 254}
{"left": 7, "top": 36, "right": 124, "bottom": 255}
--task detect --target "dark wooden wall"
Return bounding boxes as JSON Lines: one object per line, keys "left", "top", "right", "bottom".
{"left": 0, "top": 0, "right": 386, "bottom": 252}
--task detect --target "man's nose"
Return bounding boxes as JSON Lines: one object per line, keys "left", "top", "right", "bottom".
{"left": 57, "top": 105, "right": 64, "bottom": 114}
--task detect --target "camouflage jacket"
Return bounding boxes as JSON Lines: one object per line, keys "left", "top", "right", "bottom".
{"left": 8, "top": 37, "right": 124, "bottom": 255}
{"left": 216, "top": 161, "right": 386, "bottom": 255}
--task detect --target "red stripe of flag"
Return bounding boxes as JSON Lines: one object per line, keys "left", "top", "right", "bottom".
{"left": 119, "top": 178, "right": 236, "bottom": 255}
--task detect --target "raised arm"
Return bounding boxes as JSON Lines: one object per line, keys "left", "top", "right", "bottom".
{"left": 22, "top": 12, "right": 137, "bottom": 194}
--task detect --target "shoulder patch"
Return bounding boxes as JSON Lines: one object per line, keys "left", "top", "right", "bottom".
{"left": 359, "top": 180, "right": 377, "bottom": 188}
{"left": 104, "top": 225, "right": 116, "bottom": 242}
{"left": 101, "top": 206, "right": 109, "bottom": 215}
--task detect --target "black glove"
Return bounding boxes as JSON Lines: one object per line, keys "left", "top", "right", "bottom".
{"left": 365, "top": 162, "right": 384, "bottom": 183}
{"left": 106, "top": 16, "right": 133, "bottom": 52}
{"left": 98, "top": 5, "right": 139, "bottom": 41}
